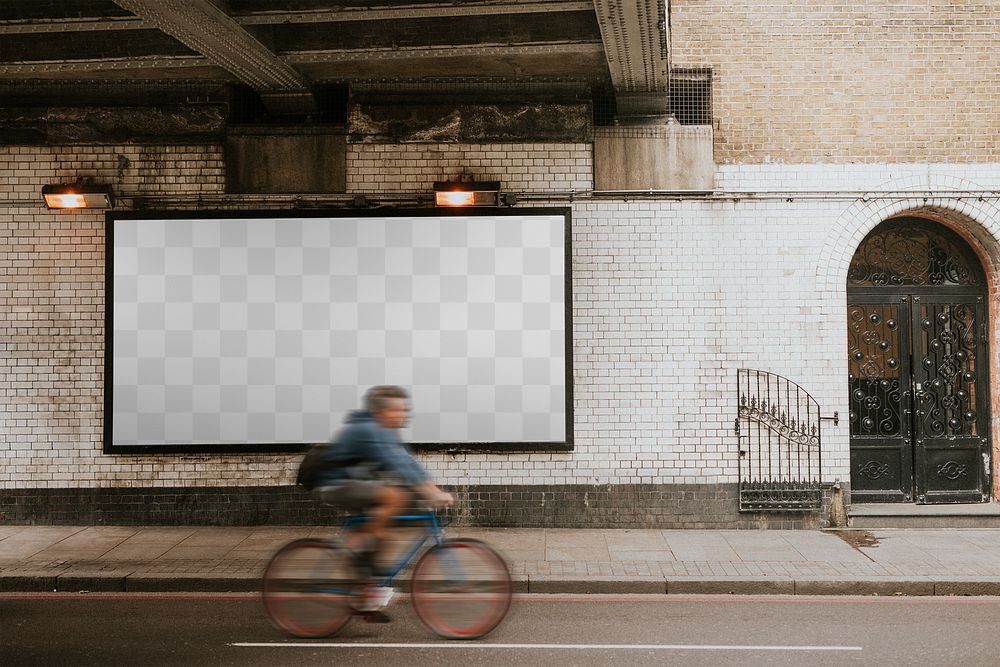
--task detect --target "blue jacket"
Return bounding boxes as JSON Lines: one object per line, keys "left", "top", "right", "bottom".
{"left": 316, "top": 410, "right": 429, "bottom": 487}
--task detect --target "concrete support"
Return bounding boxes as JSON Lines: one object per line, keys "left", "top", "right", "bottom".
{"left": 593, "top": 124, "right": 713, "bottom": 191}
{"left": 225, "top": 129, "right": 346, "bottom": 193}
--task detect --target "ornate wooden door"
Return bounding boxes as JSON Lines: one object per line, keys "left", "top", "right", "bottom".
{"left": 847, "top": 297, "right": 913, "bottom": 501}
{"left": 847, "top": 218, "right": 990, "bottom": 504}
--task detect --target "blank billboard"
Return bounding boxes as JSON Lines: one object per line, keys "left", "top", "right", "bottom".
{"left": 106, "top": 210, "right": 571, "bottom": 451}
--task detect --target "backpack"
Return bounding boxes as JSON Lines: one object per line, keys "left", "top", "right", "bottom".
{"left": 295, "top": 443, "right": 329, "bottom": 490}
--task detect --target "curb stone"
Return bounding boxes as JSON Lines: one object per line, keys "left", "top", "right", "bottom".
{"left": 125, "top": 574, "right": 258, "bottom": 593}
{"left": 528, "top": 576, "right": 666, "bottom": 594}
{"left": 0, "top": 575, "right": 59, "bottom": 592}
{"left": 665, "top": 577, "right": 795, "bottom": 595}
{"left": 793, "top": 578, "right": 934, "bottom": 596}
{"left": 5, "top": 574, "right": 1000, "bottom": 596}
{"left": 933, "top": 580, "right": 1000, "bottom": 596}
{"left": 57, "top": 574, "right": 127, "bottom": 593}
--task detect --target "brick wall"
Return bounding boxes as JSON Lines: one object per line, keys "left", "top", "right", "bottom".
{"left": 0, "top": 144, "right": 251, "bottom": 489}
{"left": 0, "top": 142, "right": 594, "bottom": 491}
{"left": 4, "top": 142, "right": 1000, "bottom": 526}
{"left": 670, "top": 0, "right": 1000, "bottom": 163}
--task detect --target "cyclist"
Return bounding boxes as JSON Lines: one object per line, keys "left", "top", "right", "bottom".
{"left": 314, "top": 385, "right": 453, "bottom": 620}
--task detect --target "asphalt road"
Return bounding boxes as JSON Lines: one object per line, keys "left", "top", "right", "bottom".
{"left": 3, "top": 593, "right": 1000, "bottom": 666}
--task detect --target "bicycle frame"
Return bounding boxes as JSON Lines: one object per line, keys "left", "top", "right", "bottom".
{"left": 340, "top": 511, "right": 447, "bottom": 587}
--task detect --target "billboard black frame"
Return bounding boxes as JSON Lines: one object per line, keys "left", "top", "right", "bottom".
{"left": 103, "top": 207, "right": 574, "bottom": 455}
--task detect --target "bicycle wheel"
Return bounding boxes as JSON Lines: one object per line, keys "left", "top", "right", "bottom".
{"left": 261, "top": 538, "right": 360, "bottom": 638}
{"left": 410, "top": 538, "right": 512, "bottom": 639}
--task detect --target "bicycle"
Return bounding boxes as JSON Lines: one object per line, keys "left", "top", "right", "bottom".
{"left": 261, "top": 509, "right": 512, "bottom": 640}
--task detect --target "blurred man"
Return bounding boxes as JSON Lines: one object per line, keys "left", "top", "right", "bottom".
{"left": 315, "top": 385, "right": 453, "bottom": 619}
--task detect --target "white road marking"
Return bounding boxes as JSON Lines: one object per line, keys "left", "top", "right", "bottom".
{"left": 231, "top": 642, "right": 862, "bottom": 652}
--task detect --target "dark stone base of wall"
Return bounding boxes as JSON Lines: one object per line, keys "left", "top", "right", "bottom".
{"left": 0, "top": 483, "right": 837, "bottom": 529}
{"left": 0, "top": 486, "right": 335, "bottom": 527}
{"left": 449, "top": 483, "right": 837, "bottom": 529}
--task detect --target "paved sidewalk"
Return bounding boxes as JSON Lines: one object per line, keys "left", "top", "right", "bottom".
{"left": 3, "top": 525, "right": 1000, "bottom": 596}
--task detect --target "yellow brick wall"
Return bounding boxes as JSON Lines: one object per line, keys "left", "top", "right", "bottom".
{"left": 670, "top": 0, "right": 1000, "bottom": 163}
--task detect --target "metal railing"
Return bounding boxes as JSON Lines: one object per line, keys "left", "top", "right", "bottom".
{"left": 735, "top": 369, "right": 836, "bottom": 512}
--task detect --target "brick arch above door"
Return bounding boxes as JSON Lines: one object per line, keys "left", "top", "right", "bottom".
{"left": 815, "top": 175, "right": 1000, "bottom": 302}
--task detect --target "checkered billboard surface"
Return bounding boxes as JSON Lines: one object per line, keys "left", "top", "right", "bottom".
{"left": 110, "top": 214, "right": 567, "bottom": 447}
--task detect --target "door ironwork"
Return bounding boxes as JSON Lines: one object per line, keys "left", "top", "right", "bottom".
{"left": 911, "top": 295, "right": 990, "bottom": 503}
{"left": 847, "top": 298, "right": 912, "bottom": 501}
{"left": 847, "top": 217, "right": 991, "bottom": 504}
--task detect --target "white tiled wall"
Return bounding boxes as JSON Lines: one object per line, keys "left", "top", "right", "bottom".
{"left": 3, "top": 143, "right": 1000, "bottom": 490}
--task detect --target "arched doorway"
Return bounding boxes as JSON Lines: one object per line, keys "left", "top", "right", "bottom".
{"left": 848, "top": 217, "right": 991, "bottom": 504}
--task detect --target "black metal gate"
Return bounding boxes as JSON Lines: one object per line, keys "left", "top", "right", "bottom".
{"left": 735, "top": 369, "right": 830, "bottom": 511}
{"left": 847, "top": 217, "right": 991, "bottom": 504}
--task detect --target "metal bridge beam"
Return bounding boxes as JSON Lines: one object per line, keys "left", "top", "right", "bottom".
{"left": 592, "top": 0, "right": 670, "bottom": 116}
{"left": 0, "top": 43, "right": 603, "bottom": 75}
{"left": 111, "top": 0, "right": 315, "bottom": 113}
{"left": 284, "top": 42, "right": 605, "bottom": 64}
{"left": 0, "top": 17, "right": 147, "bottom": 34}
{"left": 235, "top": 1, "right": 594, "bottom": 24}
{"left": 0, "top": 2, "right": 594, "bottom": 34}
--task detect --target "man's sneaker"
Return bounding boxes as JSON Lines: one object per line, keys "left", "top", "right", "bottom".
{"left": 358, "top": 585, "right": 395, "bottom": 611}
{"left": 362, "top": 610, "right": 391, "bottom": 624}
{"left": 372, "top": 585, "right": 395, "bottom": 608}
